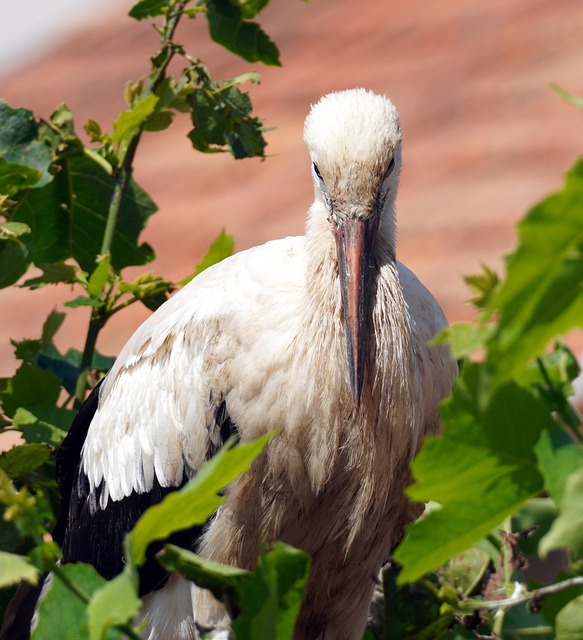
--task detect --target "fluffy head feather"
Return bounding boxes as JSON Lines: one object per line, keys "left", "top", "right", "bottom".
{"left": 304, "top": 88, "right": 402, "bottom": 221}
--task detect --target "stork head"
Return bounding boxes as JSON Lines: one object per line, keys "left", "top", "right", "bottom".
{"left": 304, "top": 89, "right": 403, "bottom": 408}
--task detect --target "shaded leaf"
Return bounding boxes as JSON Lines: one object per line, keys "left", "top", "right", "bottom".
{"left": 382, "top": 565, "right": 454, "bottom": 640}
{"left": 12, "top": 407, "right": 70, "bottom": 447}
{"left": 206, "top": 0, "right": 280, "bottom": 66}
{"left": 128, "top": 0, "right": 169, "bottom": 20}
{"left": 0, "top": 101, "right": 52, "bottom": 192}
{"left": 22, "top": 262, "right": 80, "bottom": 288}
{"left": 13, "top": 154, "right": 156, "bottom": 273}
{"left": 1, "top": 363, "right": 61, "bottom": 418}
{"left": 0, "top": 443, "right": 52, "bottom": 478}
{"left": 0, "top": 238, "right": 29, "bottom": 287}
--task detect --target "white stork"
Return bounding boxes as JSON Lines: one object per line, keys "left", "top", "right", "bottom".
{"left": 53, "top": 88, "right": 455, "bottom": 640}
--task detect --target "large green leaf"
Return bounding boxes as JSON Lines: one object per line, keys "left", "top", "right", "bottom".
{"left": 393, "top": 363, "right": 554, "bottom": 583}
{"left": 487, "top": 158, "right": 583, "bottom": 379}
{"left": 13, "top": 154, "right": 156, "bottom": 273}
{"left": 206, "top": 0, "right": 280, "bottom": 66}
{"left": 128, "top": 433, "right": 274, "bottom": 565}
{"left": 32, "top": 564, "right": 121, "bottom": 640}
{"left": 1, "top": 362, "right": 61, "bottom": 418}
{"left": 160, "top": 542, "right": 310, "bottom": 639}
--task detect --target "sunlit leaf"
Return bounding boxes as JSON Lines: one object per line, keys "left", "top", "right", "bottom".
{"left": 0, "top": 551, "right": 38, "bottom": 588}
{"left": 32, "top": 564, "right": 121, "bottom": 640}
{"left": 539, "top": 467, "right": 583, "bottom": 557}
{"left": 555, "top": 594, "right": 583, "bottom": 640}
{"left": 129, "top": 433, "right": 274, "bottom": 565}
{"left": 179, "top": 229, "right": 234, "bottom": 286}
{"left": 394, "top": 363, "right": 553, "bottom": 583}
{"left": 487, "top": 158, "right": 583, "bottom": 380}
{"left": 87, "top": 566, "right": 140, "bottom": 640}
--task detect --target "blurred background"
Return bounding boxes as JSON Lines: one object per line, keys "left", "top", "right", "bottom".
{"left": 1, "top": 0, "right": 583, "bottom": 378}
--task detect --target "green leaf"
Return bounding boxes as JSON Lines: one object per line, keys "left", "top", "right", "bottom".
{"left": 188, "top": 84, "right": 267, "bottom": 159}
{"left": 464, "top": 264, "right": 500, "bottom": 310}
{"left": 180, "top": 229, "right": 234, "bottom": 285}
{"left": 112, "top": 95, "right": 159, "bottom": 149}
{"left": 22, "top": 261, "right": 80, "bottom": 289}
{"left": 0, "top": 443, "right": 52, "bottom": 477}
{"left": 235, "top": 0, "right": 271, "bottom": 20}
{"left": 13, "top": 154, "right": 156, "bottom": 273}
{"left": 487, "top": 158, "right": 583, "bottom": 380}
{"left": 12, "top": 407, "right": 69, "bottom": 447}
{"left": 534, "top": 430, "right": 582, "bottom": 508}
{"left": 0, "top": 551, "right": 38, "bottom": 588}
{"left": 0, "top": 159, "right": 42, "bottom": 196}
{"left": 0, "top": 238, "right": 29, "bottom": 287}
{"left": 1, "top": 362, "right": 61, "bottom": 418}
{"left": 87, "top": 254, "right": 111, "bottom": 297}
{"left": 32, "top": 564, "right": 119, "bottom": 640}
{"left": 539, "top": 467, "right": 583, "bottom": 557}
{"left": 382, "top": 566, "right": 454, "bottom": 640}
{"left": 0, "top": 222, "right": 31, "bottom": 239}
{"left": 87, "top": 566, "right": 141, "bottom": 640}
{"left": 433, "top": 322, "right": 493, "bottom": 360}
{"left": 0, "top": 101, "right": 52, "bottom": 192}
{"left": 128, "top": 0, "right": 169, "bottom": 20}
{"left": 129, "top": 433, "right": 275, "bottom": 566}
{"left": 117, "top": 271, "right": 172, "bottom": 311}
{"left": 206, "top": 0, "right": 280, "bottom": 66}
{"left": 394, "top": 363, "right": 553, "bottom": 583}
{"left": 160, "top": 542, "right": 310, "bottom": 639}
{"left": 64, "top": 296, "right": 104, "bottom": 309}
{"left": 555, "top": 594, "right": 583, "bottom": 640}
{"left": 552, "top": 83, "right": 583, "bottom": 111}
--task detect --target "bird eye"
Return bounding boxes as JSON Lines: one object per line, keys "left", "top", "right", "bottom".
{"left": 313, "top": 162, "right": 323, "bottom": 181}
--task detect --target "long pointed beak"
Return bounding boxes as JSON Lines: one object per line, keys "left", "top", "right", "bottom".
{"left": 333, "top": 215, "right": 379, "bottom": 409}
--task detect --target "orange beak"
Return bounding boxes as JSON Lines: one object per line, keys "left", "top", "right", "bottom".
{"left": 333, "top": 215, "right": 379, "bottom": 409}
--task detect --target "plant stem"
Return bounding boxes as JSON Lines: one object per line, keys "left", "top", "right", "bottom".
{"left": 462, "top": 575, "right": 583, "bottom": 612}
{"left": 73, "top": 2, "right": 186, "bottom": 405}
